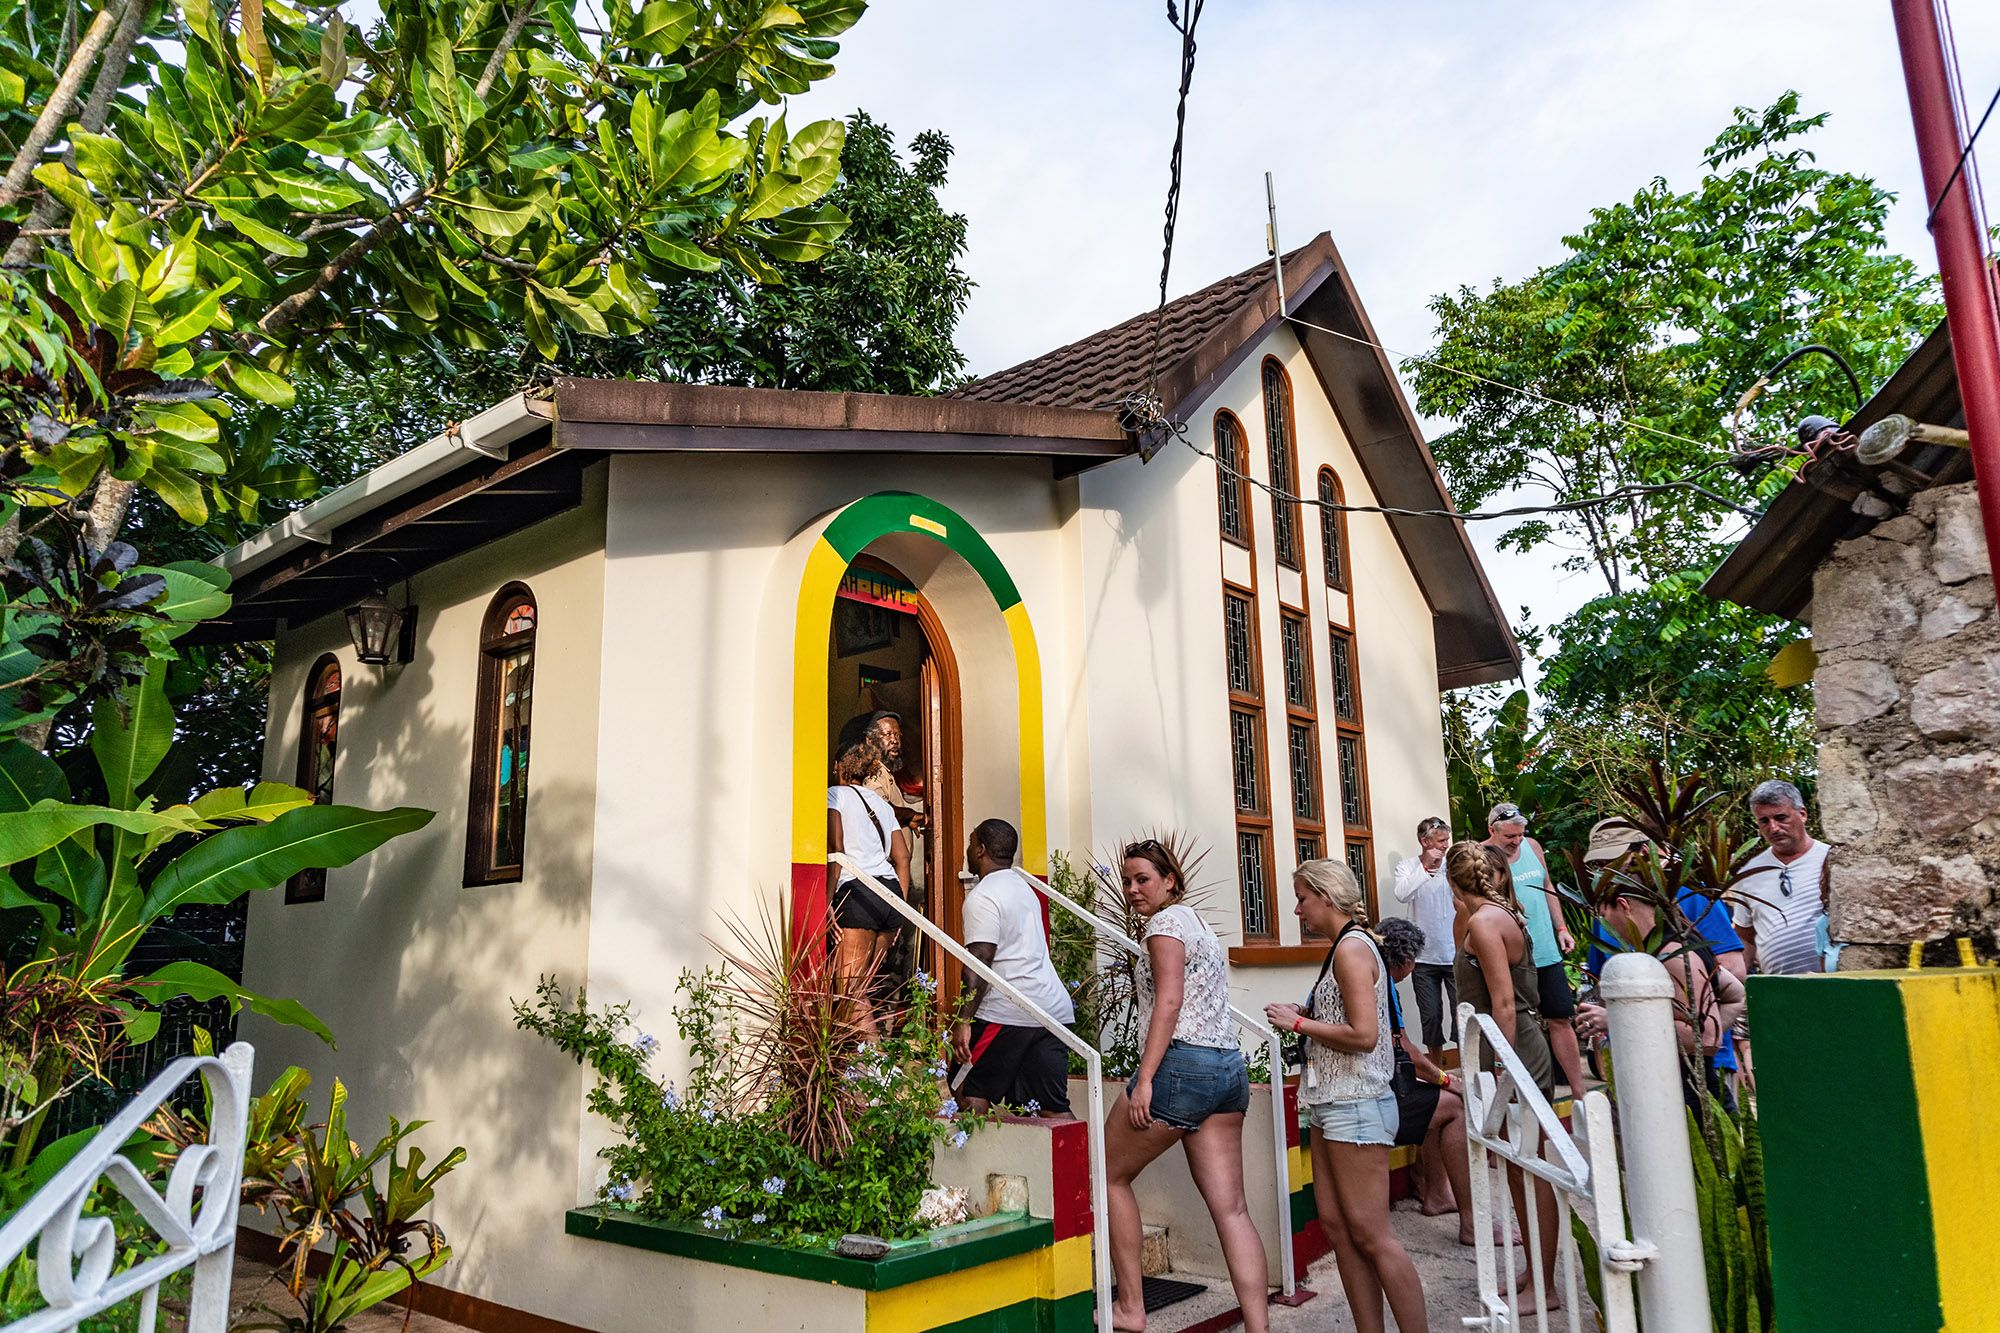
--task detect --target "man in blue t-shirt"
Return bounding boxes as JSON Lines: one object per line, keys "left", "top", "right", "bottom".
{"left": 1577, "top": 819, "right": 1747, "bottom": 1091}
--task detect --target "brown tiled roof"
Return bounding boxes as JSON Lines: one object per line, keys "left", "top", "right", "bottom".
{"left": 951, "top": 245, "right": 1320, "bottom": 412}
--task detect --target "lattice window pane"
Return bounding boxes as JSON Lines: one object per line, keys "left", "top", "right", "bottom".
{"left": 1231, "top": 708, "right": 1263, "bottom": 812}
{"left": 1330, "top": 631, "right": 1357, "bottom": 722}
{"left": 1319, "top": 472, "right": 1348, "bottom": 590}
{"left": 1225, "top": 593, "right": 1256, "bottom": 697}
{"left": 1345, "top": 840, "right": 1372, "bottom": 894}
{"left": 1264, "top": 364, "right": 1300, "bottom": 569}
{"left": 1239, "top": 830, "right": 1272, "bottom": 939}
{"left": 1338, "top": 733, "right": 1366, "bottom": 828}
{"left": 1297, "top": 835, "right": 1322, "bottom": 864}
{"left": 1217, "top": 417, "right": 1247, "bottom": 543}
{"left": 1289, "top": 722, "right": 1319, "bottom": 822}
{"left": 1281, "top": 614, "right": 1310, "bottom": 708}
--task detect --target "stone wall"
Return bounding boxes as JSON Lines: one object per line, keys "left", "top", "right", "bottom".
{"left": 1811, "top": 480, "right": 1999, "bottom": 965}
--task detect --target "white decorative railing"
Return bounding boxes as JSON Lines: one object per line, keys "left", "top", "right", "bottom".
{"left": 1457, "top": 951, "right": 1710, "bottom": 1333}
{"left": 1014, "top": 868, "right": 1298, "bottom": 1299}
{"left": 0, "top": 1043, "right": 254, "bottom": 1333}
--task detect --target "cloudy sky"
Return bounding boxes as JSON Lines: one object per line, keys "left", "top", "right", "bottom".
{"left": 794, "top": 0, "right": 2000, "bottom": 655}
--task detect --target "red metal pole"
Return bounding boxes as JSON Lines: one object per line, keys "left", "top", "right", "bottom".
{"left": 1890, "top": 0, "right": 2000, "bottom": 590}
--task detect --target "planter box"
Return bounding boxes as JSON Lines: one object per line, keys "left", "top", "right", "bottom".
{"left": 562, "top": 1121, "right": 1096, "bottom": 1332}
{"left": 565, "top": 1208, "right": 1089, "bottom": 1332}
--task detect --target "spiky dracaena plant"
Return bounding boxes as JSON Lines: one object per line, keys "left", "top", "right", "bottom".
{"left": 715, "top": 900, "right": 885, "bottom": 1166}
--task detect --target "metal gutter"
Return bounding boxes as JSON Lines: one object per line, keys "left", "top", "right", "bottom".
{"left": 212, "top": 393, "right": 546, "bottom": 581}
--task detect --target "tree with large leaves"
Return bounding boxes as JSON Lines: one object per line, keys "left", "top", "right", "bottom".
{"left": 1414, "top": 92, "right": 1938, "bottom": 816}
{"left": 1, "top": 0, "right": 863, "bottom": 546}
{"left": 1, "top": 656, "right": 431, "bottom": 1171}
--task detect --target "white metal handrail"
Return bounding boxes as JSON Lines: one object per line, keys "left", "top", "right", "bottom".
{"left": 831, "top": 855, "right": 1114, "bottom": 1333}
{"left": 1455, "top": 951, "right": 1712, "bottom": 1333}
{"left": 1017, "top": 869, "right": 1298, "bottom": 1298}
{"left": 0, "top": 1042, "right": 254, "bottom": 1333}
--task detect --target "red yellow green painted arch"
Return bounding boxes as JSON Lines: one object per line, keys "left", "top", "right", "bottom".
{"left": 791, "top": 492, "right": 1047, "bottom": 938}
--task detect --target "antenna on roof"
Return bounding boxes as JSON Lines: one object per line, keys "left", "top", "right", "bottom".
{"left": 1265, "top": 171, "right": 1288, "bottom": 318}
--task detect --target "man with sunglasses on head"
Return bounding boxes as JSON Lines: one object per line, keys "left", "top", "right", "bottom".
{"left": 1731, "top": 779, "right": 1832, "bottom": 978}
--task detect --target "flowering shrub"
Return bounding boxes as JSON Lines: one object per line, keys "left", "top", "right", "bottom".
{"left": 515, "top": 964, "right": 981, "bottom": 1247}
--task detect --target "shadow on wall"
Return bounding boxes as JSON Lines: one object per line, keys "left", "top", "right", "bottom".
{"left": 243, "top": 657, "right": 599, "bottom": 1298}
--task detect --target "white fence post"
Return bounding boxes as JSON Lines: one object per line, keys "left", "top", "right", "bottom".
{"left": 1600, "top": 952, "right": 1713, "bottom": 1333}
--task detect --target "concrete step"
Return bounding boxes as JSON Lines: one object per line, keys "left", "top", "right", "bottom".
{"left": 1141, "top": 1222, "right": 1170, "bottom": 1277}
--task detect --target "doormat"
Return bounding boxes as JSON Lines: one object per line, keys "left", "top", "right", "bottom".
{"left": 1110, "top": 1276, "right": 1208, "bottom": 1313}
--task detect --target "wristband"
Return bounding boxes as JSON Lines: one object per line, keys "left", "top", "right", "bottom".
{"left": 1291, "top": 1015, "right": 1304, "bottom": 1034}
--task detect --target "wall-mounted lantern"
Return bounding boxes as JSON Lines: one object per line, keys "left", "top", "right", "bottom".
{"left": 346, "top": 588, "right": 417, "bottom": 666}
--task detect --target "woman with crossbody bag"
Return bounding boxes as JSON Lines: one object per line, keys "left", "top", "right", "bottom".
{"left": 1265, "top": 860, "right": 1429, "bottom": 1333}
{"left": 826, "top": 734, "right": 911, "bottom": 1036}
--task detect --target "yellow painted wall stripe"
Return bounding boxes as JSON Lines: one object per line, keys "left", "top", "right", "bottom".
{"left": 1004, "top": 602, "right": 1048, "bottom": 876}
{"left": 863, "top": 1234, "right": 1091, "bottom": 1333}
{"left": 1900, "top": 971, "right": 2000, "bottom": 1332}
{"left": 791, "top": 535, "right": 849, "bottom": 861}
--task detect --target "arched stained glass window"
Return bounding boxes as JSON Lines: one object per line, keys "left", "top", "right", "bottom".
{"left": 467, "top": 585, "right": 536, "bottom": 885}
{"left": 287, "top": 655, "right": 341, "bottom": 904}
{"left": 1215, "top": 412, "right": 1251, "bottom": 547}
{"left": 1318, "top": 467, "right": 1351, "bottom": 592}
{"left": 1262, "top": 359, "right": 1302, "bottom": 570}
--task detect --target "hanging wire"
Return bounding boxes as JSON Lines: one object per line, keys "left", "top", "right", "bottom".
{"left": 1143, "top": 0, "right": 1206, "bottom": 404}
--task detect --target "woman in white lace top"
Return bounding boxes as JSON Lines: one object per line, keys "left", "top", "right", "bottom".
{"left": 1265, "top": 860, "right": 1429, "bottom": 1332}
{"left": 1103, "top": 840, "right": 1268, "bottom": 1333}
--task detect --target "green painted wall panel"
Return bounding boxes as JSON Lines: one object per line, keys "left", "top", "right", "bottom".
{"left": 1749, "top": 974, "right": 1943, "bottom": 1331}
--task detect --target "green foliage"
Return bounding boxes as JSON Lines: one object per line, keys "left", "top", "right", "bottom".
{"left": 1, "top": 0, "right": 863, "bottom": 537}
{"left": 1689, "top": 1092, "right": 1775, "bottom": 1333}
{"left": 1418, "top": 92, "right": 1936, "bottom": 818}
{"left": 515, "top": 964, "right": 980, "bottom": 1247}
{"left": 162, "top": 1063, "right": 464, "bottom": 1333}
{"left": 0, "top": 652, "right": 432, "bottom": 1170}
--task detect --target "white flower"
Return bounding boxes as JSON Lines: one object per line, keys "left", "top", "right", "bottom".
{"left": 950, "top": 1129, "right": 969, "bottom": 1149}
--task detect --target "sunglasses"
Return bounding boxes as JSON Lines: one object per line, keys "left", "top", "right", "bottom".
{"left": 1125, "top": 838, "right": 1167, "bottom": 858}
{"left": 1779, "top": 867, "right": 1793, "bottom": 898}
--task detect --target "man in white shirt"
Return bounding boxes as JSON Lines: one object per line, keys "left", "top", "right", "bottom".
{"left": 1392, "top": 816, "right": 1457, "bottom": 1062}
{"left": 1732, "top": 779, "right": 1832, "bottom": 979}
{"left": 952, "top": 819, "right": 1076, "bottom": 1119}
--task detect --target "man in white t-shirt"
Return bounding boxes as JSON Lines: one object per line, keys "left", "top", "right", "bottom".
{"left": 952, "top": 819, "right": 1076, "bottom": 1119}
{"left": 1732, "top": 779, "right": 1832, "bottom": 979}
{"left": 1391, "top": 815, "right": 1456, "bottom": 1062}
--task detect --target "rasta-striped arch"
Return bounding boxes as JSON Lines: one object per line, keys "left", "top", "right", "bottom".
{"left": 790, "top": 492, "right": 1046, "bottom": 942}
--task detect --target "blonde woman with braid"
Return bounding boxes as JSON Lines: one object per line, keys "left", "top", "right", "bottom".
{"left": 1449, "top": 841, "right": 1559, "bottom": 1312}
{"left": 1265, "top": 861, "right": 1428, "bottom": 1333}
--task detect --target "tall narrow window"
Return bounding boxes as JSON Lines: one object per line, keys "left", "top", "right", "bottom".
{"left": 1215, "top": 412, "right": 1251, "bottom": 548}
{"left": 1280, "top": 608, "right": 1324, "bottom": 881}
{"left": 1262, "top": 360, "right": 1302, "bottom": 570}
{"left": 287, "top": 655, "right": 341, "bottom": 904}
{"left": 1318, "top": 467, "right": 1351, "bottom": 592}
{"left": 1328, "top": 625, "right": 1375, "bottom": 912}
{"left": 467, "top": 585, "right": 536, "bottom": 885}
{"left": 1223, "top": 583, "right": 1272, "bottom": 939}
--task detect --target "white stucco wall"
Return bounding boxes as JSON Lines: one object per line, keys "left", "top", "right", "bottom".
{"left": 584, "top": 453, "right": 1079, "bottom": 1089}
{"left": 238, "top": 467, "right": 608, "bottom": 1323}
{"left": 1073, "top": 324, "right": 1454, "bottom": 1017}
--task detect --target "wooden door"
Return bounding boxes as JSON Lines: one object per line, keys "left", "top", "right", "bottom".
{"left": 920, "top": 656, "right": 963, "bottom": 1002}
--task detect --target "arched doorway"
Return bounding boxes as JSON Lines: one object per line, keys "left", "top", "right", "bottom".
{"left": 826, "top": 552, "right": 964, "bottom": 993}
{"left": 787, "top": 492, "right": 1048, "bottom": 968}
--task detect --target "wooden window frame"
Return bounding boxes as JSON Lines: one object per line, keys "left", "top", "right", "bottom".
{"left": 1262, "top": 358, "right": 1303, "bottom": 572}
{"left": 1278, "top": 606, "right": 1324, "bottom": 843}
{"left": 1328, "top": 623, "right": 1376, "bottom": 915}
{"left": 1223, "top": 580, "right": 1274, "bottom": 941}
{"left": 1317, "top": 466, "right": 1352, "bottom": 593}
{"left": 286, "top": 654, "right": 341, "bottom": 904}
{"left": 1215, "top": 411, "right": 1253, "bottom": 550}
{"left": 466, "top": 583, "right": 537, "bottom": 887}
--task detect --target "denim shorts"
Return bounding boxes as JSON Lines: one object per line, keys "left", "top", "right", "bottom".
{"left": 1129, "top": 1041, "right": 1250, "bottom": 1131}
{"left": 1308, "top": 1091, "right": 1400, "bottom": 1146}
